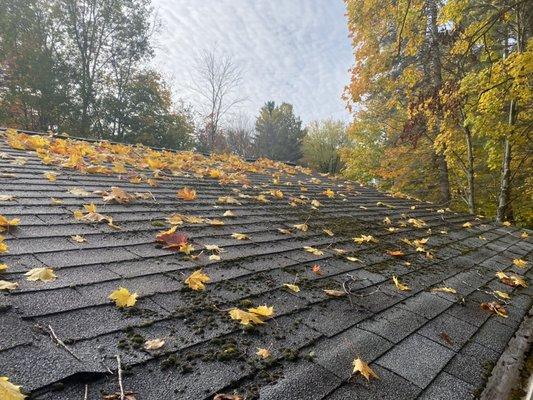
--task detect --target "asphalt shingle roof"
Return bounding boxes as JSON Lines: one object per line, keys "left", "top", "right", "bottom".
{"left": 0, "top": 130, "right": 531, "bottom": 400}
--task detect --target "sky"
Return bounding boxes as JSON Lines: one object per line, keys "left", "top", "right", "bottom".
{"left": 151, "top": 0, "right": 354, "bottom": 125}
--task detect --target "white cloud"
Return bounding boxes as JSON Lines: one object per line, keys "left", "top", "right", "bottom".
{"left": 151, "top": 0, "right": 353, "bottom": 125}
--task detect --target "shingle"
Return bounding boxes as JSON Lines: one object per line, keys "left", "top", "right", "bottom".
{"left": 310, "top": 326, "right": 393, "bottom": 379}
{"left": 325, "top": 366, "right": 421, "bottom": 400}
{"left": 418, "top": 372, "right": 475, "bottom": 400}
{"left": 376, "top": 334, "right": 455, "bottom": 388}
{"left": 357, "top": 306, "right": 428, "bottom": 343}
{"left": 259, "top": 361, "right": 342, "bottom": 400}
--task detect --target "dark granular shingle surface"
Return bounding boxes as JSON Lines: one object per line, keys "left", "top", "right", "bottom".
{"left": 0, "top": 131, "right": 531, "bottom": 399}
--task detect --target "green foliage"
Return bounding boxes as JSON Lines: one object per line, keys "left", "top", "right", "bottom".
{"left": 254, "top": 101, "right": 306, "bottom": 163}
{"left": 302, "top": 119, "right": 349, "bottom": 174}
{"left": 0, "top": 0, "right": 194, "bottom": 151}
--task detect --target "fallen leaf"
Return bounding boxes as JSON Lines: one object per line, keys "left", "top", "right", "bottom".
{"left": 256, "top": 348, "right": 270, "bottom": 359}
{"left": 462, "top": 222, "right": 472, "bottom": 228}
{"left": 0, "top": 280, "right": 18, "bottom": 291}
{"left": 109, "top": 287, "right": 138, "bottom": 308}
{"left": 102, "top": 187, "right": 135, "bottom": 204}
{"left": 155, "top": 227, "right": 191, "bottom": 253}
{"left": 303, "top": 246, "right": 323, "bottom": 256}
{"left": 293, "top": 223, "right": 309, "bottom": 232}
{"left": 213, "top": 394, "right": 242, "bottom": 400}
{"left": 25, "top": 267, "right": 57, "bottom": 282}
{"left": 229, "top": 309, "right": 263, "bottom": 326}
{"left": 440, "top": 332, "right": 454, "bottom": 346}
{"left": 387, "top": 250, "right": 405, "bottom": 257}
{"left": 513, "top": 259, "right": 527, "bottom": 268}
{"left": 353, "top": 235, "right": 377, "bottom": 244}
{"left": 217, "top": 196, "right": 241, "bottom": 205}
{"left": 0, "top": 263, "right": 7, "bottom": 272}
{"left": 231, "top": 233, "right": 249, "bottom": 240}
{"left": 521, "top": 231, "right": 528, "bottom": 239}
{"left": 480, "top": 302, "right": 508, "bottom": 318}
{"left": 223, "top": 210, "right": 236, "bottom": 217}
{"left": 277, "top": 228, "right": 292, "bottom": 235}
{"left": 383, "top": 217, "right": 392, "bottom": 224}
{"left": 0, "top": 236, "right": 8, "bottom": 253}
{"left": 502, "top": 221, "right": 511, "bottom": 226}
{"left": 0, "top": 195, "right": 14, "bottom": 201}
{"left": 270, "top": 189, "right": 284, "bottom": 199}
{"left": 431, "top": 287, "right": 457, "bottom": 294}
{"left": 44, "top": 171, "right": 57, "bottom": 181}
{"left": 311, "top": 199, "right": 321, "bottom": 207}
{"left": 323, "top": 289, "right": 345, "bottom": 297}
{"left": 322, "top": 229, "right": 334, "bottom": 237}
{"left": 0, "top": 376, "right": 26, "bottom": 400}
{"left": 352, "top": 357, "right": 378, "bottom": 381}
{"left": 248, "top": 305, "right": 274, "bottom": 317}
{"left": 322, "top": 188, "right": 335, "bottom": 198}
{"left": 311, "top": 264, "right": 323, "bottom": 275}
{"left": 185, "top": 269, "right": 210, "bottom": 291}
{"left": 346, "top": 256, "right": 360, "bottom": 262}
{"left": 283, "top": 283, "right": 300, "bottom": 293}
{"left": 144, "top": 339, "right": 165, "bottom": 350}
{"left": 0, "top": 215, "right": 20, "bottom": 232}
{"left": 209, "top": 254, "right": 221, "bottom": 261}
{"left": 496, "top": 271, "right": 528, "bottom": 288}
{"left": 494, "top": 290, "right": 511, "bottom": 300}
{"left": 392, "top": 276, "right": 410, "bottom": 291}
{"left": 70, "top": 235, "right": 86, "bottom": 243}
{"left": 177, "top": 187, "right": 197, "bottom": 201}
{"left": 50, "top": 197, "right": 64, "bottom": 205}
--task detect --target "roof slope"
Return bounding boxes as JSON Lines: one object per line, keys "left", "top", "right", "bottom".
{"left": 0, "top": 130, "right": 531, "bottom": 400}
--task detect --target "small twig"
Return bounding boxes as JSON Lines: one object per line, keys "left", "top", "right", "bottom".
{"left": 84, "top": 384, "right": 88, "bottom": 400}
{"left": 48, "top": 324, "right": 81, "bottom": 361}
{"left": 116, "top": 355, "right": 125, "bottom": 400}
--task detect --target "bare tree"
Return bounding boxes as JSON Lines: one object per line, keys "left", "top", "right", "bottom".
{"left": 189, "top": 48, "right": 245, "bottom": 151}
{"left": 225, "top": 113, "right": 255, "bottom": 158}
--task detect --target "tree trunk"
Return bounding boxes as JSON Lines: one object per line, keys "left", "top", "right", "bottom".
{"left": 465, "top": 127, "right": 475, "bottom": 213}
{"left": 496, "top": 99, "right": 515, "bottom": 222}
{"left": 427, "top": 0, "right": 451, "bottom": 206}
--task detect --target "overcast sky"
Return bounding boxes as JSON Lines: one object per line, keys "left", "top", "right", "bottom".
{"left": 151, "top": 0, "right": 353, "bottom": 125}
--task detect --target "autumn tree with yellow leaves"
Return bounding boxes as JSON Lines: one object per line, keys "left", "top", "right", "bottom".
{"left": 343, "top": 0, "right": 532, "bottom": 226}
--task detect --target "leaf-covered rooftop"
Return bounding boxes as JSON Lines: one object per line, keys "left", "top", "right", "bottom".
{"left": 0, "top": 129, "right": 531, "bottom": 400}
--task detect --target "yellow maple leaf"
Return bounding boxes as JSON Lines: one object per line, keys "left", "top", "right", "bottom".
{"left": 177, "top": 187, "right": 197, "bottom": 201}
{"left": 431, "top": 287, "right": 457, "bottom": 294}
{"left": 185, "top": 269, "right": 210, "bottom": 291}
{"left": 0, "top": 263, "right": 7, "bottom": 272}
{"left": 383, "top": 217, "right": 392, "bottom": 225}
{"left": 231, "top": 233, "right": 249, "bottom": 240}
{"left": 248, "top": 305, "right": 274, "bottom": 317}
{"left": 513, "top": 259, "right": 527, "bottom": 268}
{"left": 0, "top": 236, "right": 8, "bottom": 253}
{"left": 353, "top": 234, "right": 377, "bottom": 244}
{"left": 496, "top": 271, "right": 528, "bottom": 288}
{"left": 521, "top": 231, "right": 528, "bottom": 239}
{"left": 256, "top": 348, "right": 271, "bottom": 359}
{"left": 270, "top": 190, "right": 284, "bottom": 199}
{"left": 44, "top": 171, "right": 57, "bottom": 181}
{"left": 303, "top": 246, "right": 324, "bottom": 255}
{"left": 0, "top": 280, "right": 18, "bottom": 291}
{"left": 283, "top": 283, "right": 300, "bottom": 293}
{"left": 352, "top": 358, "right": 379, "bottom": 381}
{"left": 144, "top": 339, "right": 165, "bottom": 350}
{"left": 71, "top": 235, "right": 86, "bottom": 243}
{"left": 109, "top": 287, "right": 138, "bottom": 308}
{"left": 0, "top": 376, "right": 26, "bottom": 400}
{"left": 494, "top": 290, "right": 511, "bottom": 300}
{"left": 25, "top": 267, "right": 57, "bottom": 282}
{"left": 293, "top": 223, "right": 309, "bottom": 232}
{"left": 322, "top": 188, "right": 335, "bottom": 198}
{"left": 229, "top": 308, "right": 264, "bottom": 326}
{"left": 0, "top": 215, "right": 20, "bottom": 232}
{"left": 392, "top": 276, "right": 410, "bottom": 291}
{"left": 502, "top": 221, "right": 511, "bottom": 227}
